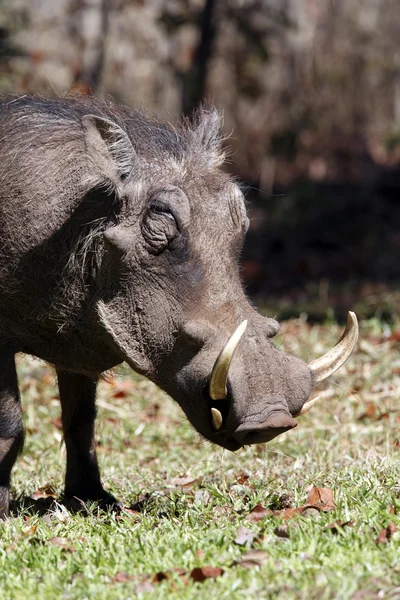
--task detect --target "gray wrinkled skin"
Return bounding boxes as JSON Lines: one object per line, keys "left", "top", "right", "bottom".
{"left": 0, "top": 96, "right": 313, "bottom": 516}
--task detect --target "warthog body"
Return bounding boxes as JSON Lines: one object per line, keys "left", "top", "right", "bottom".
{"left": 0, "top": 95, "right": 356, "bottom": 517}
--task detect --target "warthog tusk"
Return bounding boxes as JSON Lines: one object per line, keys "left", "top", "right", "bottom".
{"left": 211, "top": 407, "right": 223, "bottom": 430}
{"left": 295, "top": 312, "right": 359, "bottom": 417}
{"left": 308, "top": 311, "right": 358, "bottom": 383}
{"left": 209, "top": 320, "right": 248, "bottom": 400}
{"left": 293, "top": 395, "right": 321, "bottom": 417}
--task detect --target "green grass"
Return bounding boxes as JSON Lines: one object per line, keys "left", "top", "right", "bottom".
{"left": 1, "top": 316, "right": 400, "bottom": 599}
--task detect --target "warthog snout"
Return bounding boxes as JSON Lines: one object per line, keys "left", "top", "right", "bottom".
{"left": 204, "top": 312, "right": 358, "bottom": 448}
{"left": 233, "top": 412, "right": 298, "bottom": 445}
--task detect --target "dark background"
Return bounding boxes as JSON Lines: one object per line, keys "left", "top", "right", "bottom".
{"left": 1, "top": 0, "right": 399, "bottom": 320}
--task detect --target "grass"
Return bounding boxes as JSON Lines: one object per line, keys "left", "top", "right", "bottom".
{"left": 0, "top": 315, "right": 400, "bottom": 599}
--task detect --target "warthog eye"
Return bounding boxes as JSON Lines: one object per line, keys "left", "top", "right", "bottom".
{"left": 152, "top": 205, "right": 176, "bottom": 224}
{"left": 142, "top": 201, "right": 181, "bottom": 254}
{"left": 150, "top": 203, "right": 179, "bottom": 229}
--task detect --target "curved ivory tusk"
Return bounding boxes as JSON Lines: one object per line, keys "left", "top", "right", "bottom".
{"left": 209, "top": 320, "right": 248, "bottom": 400}
{"left": 293, "top": 395, "right": 321, "bottom": 417}
{"left": 308, "top": 311, "right": 358, "bottom": 383}
{"left": 211, "top": 407, "right": 223, "bottom": 430}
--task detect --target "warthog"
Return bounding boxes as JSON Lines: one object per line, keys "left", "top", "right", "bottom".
{"left": 0, "top": 95, "right": 358, "bottom": 517}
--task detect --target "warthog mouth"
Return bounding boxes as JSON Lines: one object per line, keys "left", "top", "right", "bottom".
{"left": 207, "top": 312, "right": 359, "bottom": 435}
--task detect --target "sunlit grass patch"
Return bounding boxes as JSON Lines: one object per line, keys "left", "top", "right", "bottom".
{"left": 0, "top": 316, "right": 399, "bottom": 599}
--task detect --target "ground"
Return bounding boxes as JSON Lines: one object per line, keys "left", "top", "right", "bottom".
{"left": 0, "top": 316, "right": 399, "bottom": 599}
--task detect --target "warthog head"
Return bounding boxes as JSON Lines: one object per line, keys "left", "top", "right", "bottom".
{"left": 81, "top": 104, "right": 358, "bottom": 450}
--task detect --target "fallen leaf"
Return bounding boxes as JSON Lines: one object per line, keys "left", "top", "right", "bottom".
{"left": 194, "top": 490, "right": 210, "bottom": 506}
{"left": 301, "top": 507, "right": 321, "bottom": 518}
{"left": 358, "top": 402, "right": 377, "bottom": 420}
{"left": 170, "top": 475, "right": 203, "bottom": 490}
{"left": 376, "top": 522, "right": 398, "bottom": 544}
{"left": 152, "top": 571, "right": 170, "bottom": 582}
{"left": 50, "top": 417, "right": 63, "bottom": 430}
{"left": 23, "top": 525, "right": 37, "bottom": 537}
{"left": 49, "top": 537, "right": 76, "bottom": 552}
{"left": 112, "top": 572, "right": 135, "bottom": 584}
{"left": 128, "top": 494, "right": 152, "bottom": 512}
{"left": 389, "top": 330, "right": 400, "bottom": 342}
{"left": 358, "top": 402, "right": 389, "bottom": 421}
{"left": 213, "top": 505, "right": 232, "bottom": 518}
{"left": 326, "top": 520, "right": 355, "bottom": 534}
{"left": 234, "top": 525, "right": 258, "bottom": 547}
{"left": 274, "top": 524, "right": 290, "bottom": 538}
{"left": 113, "top": 390, "right": 128, "bottom": 399}
{"left": 233, "top": 549, "right": 269, "bottom": 569}
{"left": 144, "top": 402, "right": 161, "bottom": 423}
{"left": 190, "top": 566, "right": 224, "bottom": 582}
{"left": 306, "top": 486, "right": 336, "bottom": 511}
{"left": 30, "top": 484, "right": 57, "bottom": 500}
{"left": 278, "top": 507, "right": 305, "bottom": 520}
{"left": 42, "top": 373, "right": 54, "bottom": 385}
{"left": 120, "top": 507, "right": 140, "bottom": 518}
{"left": 135, "top": 579, "right": 155, "bottom": 594}
{"left": 236, "top": 471, "right": 250, "bottom": 485}
{"left": 152, "top": 568, "right": 188, "bottom": 586}
{"left": 245, "top": 503, "right": 272, "bottom": 522}
{"left": 109, "top": 380, "right": 135, "bottom": 399}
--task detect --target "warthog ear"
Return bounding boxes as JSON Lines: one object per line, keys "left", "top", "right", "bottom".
{"left": 190, "top": 107, "right": 225, "bottom": 166}
{"left": 82, "top": 115, "right": 138, "bottom": 191}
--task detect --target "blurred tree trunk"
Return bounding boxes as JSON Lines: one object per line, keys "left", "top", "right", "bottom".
{"left": 182, "top": 0, "right": 217, "bottom": 115}
{"left": 70, "top": 0, "right": 110, "bottom": 92}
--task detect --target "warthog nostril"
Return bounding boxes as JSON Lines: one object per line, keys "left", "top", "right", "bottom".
{"left": 233, "top": 412, "right": 297, "bottom": 445}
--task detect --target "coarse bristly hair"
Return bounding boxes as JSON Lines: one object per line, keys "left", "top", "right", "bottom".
{"left": 0, "top": 94, "right": 228, "bottom": 333}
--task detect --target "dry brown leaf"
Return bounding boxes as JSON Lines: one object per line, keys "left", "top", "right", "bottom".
{"left": 213, "top": 505, "right": 233, "bottom": 518}
{"left": 111, "top": 572, "right": 155, "bottom": 594}
{"left": 135, "top": 579, "right": 155, "bottom": 594}
{"left": 194, "top": 490, "right": 210, "bottom": 506}
{"left": 23, "top": 525, "right": 37, "bottom": 537}
{"left": 236, "top": 471, "right": 250, "bottom": 485}
{"left": 376, "top": 522, "right": 398, "bottom": 544}
{"left": 306, "top": 486, "right": 336, "bottom": 511}
{"left": 234, "top": 525, "right": 258, "bottom": 547}
{"left": 143, "top": 402, "right": 162, "bottom": 423}
{"left": 245, "top": 503, "right": 272, "bottom": 522}
{"left": 30, "top": 484, "right": 57, "bottom": 500}
{"left": 274, "top": 524, "right": 290, "bottom": 538}
{"left": 170, "top": 475, "right": 203, "bottom": 490}
{"left": 358, "top": 402, "right": 377, "bottom": 420}
{"left": 113, "top": 390, "right": 128, "bottom": 399}
{"left": 127, "top": 494, "right": 153, "bottom": 513}
{"left": 190, "top": 566, "right": 224, "bottom": 582}
{"left": 233, "top": 549, "right": 269, "bottom": 569}
{"left": 153, "top": 568, "right": 188, "bottom": 585}
{"left": 277, "top": 507, "right": 305, "bottom": 520}
{"left": 120, "top": 507, "right": 140, "bottom": 518}
{"left": 359, "top": 405, "right": 389, "bottom": 421}
{"left": 49, "top": 537, "right": 76, "bottom": 552}
{"left": 50, "top": 417, "right": 63, "bottom": 430}
{"left": 152, "top": 571, "right": 171, "bottom": 582}
{"left": 326, "top": 520, "right": 355, "bottom": 534}
{"left": 112, "top": 572, "right": 135, "bottom": 584}
{"left": 301, "top": 507, "right": 321, "bottom": 518}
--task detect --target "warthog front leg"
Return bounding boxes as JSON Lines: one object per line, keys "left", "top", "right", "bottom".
{"left": 0, "top": 350, "right": 24, "bottom": 518}
{"left": 57, "top": 370, "right": 119, "bottom": 507}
